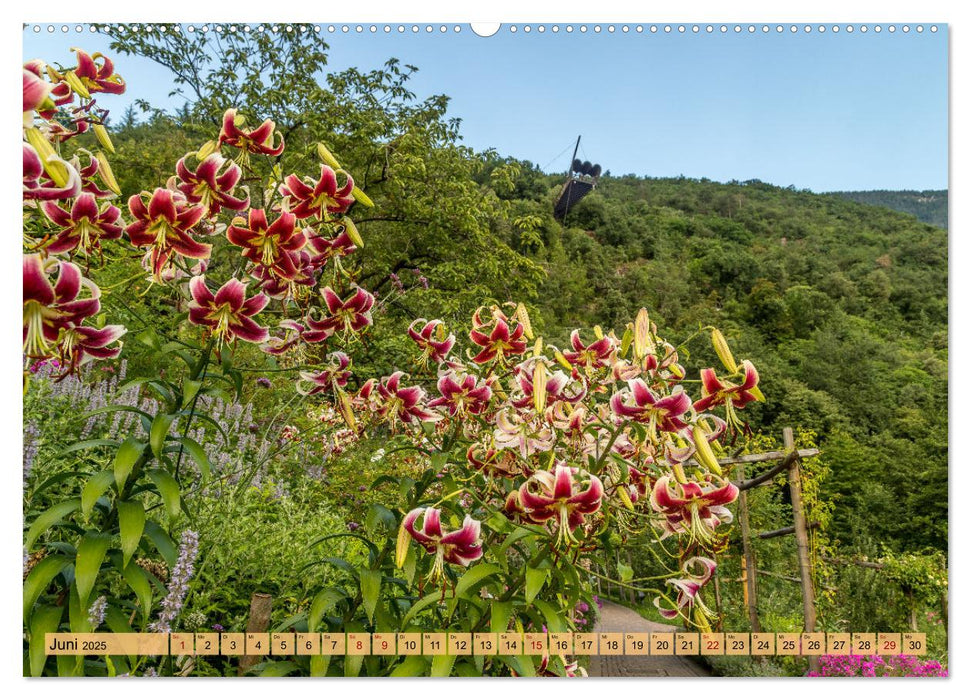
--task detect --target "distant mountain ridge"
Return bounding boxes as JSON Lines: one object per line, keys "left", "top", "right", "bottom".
{"left": 828, "top": 189, "right": 948, "bottom": 230}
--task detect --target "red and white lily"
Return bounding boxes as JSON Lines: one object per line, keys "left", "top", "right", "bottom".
{"left": 71, "top": 49, "right": 126, "bottom": 96}
{"left": 126, "top": 188, "right": 209, "bottom": 279}
{"left": 23, "top": 143, "right": 81, "bottom": 201}
{"left": 217, "top": 108, "right": 284, "bottom": 158}
{"left": 693, "top": 360, "right": 764, "bottom": 429}
{"left": 363, "top": 371, "right": 441, "bottom": 428}
{"left": 518, "top": 465, "right": 604, "bottom": 545}
{"left": 279, "top": 165, "right": 355, "bottom": 219}
{"left": 493, "top": 409, "right": 555, "bottom": 458}
{"left": 402, "top": 507, "right": 483, "bottom": 578}
{"left": 172, "top": 154, "right": 249, "bottom": 218}
{"left": 408, "top": 319, "right": 456, "bottom": 366}
{"left": 227, "top": 209, "right": 306, "bottom": 274}
{"left": 650, "top": 475, "right": 738, "bottom": 544}
{"left": 610, "top": 380, "right": 691, "bottom": 434}
{"left": 296, "top": 352, "right": 352, "bottom": 395}
{"left": 23, "top": 255, "right": 100, "bottom": 358}
{"left": 562, "top": 328, "right": 616, "bottom": 371}
{"left": 56, "top": 323, "right": 126, "bottom": 373}
{"left": 40, "top": 193, "right": 123, "bottom": 255}
{"left": 469, "top": 306, "right": 528, "bottom": 365}
{"left": 187, "top": 276, "right": 269, "bottom": 345}
{"left": 428, "top": 370, "right": 493, "bottom": 417}
{"left": 304, "top": 286, "right": 375, "bottom": 340}
{"left": 654, "top": 556, "right": 717, "bottom": 622}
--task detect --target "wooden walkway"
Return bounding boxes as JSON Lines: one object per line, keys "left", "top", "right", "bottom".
{"left": 587, "top": 600, "right": 712, "bottom": 677}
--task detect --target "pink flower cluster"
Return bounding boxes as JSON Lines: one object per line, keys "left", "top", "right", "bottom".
{"left": 809, "top": 654, "right": 947, "bottom": 678}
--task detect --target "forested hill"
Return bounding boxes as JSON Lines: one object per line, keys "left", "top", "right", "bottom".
{"left": 476, "top": 167, "right": 948, "bottom": 553}
{"left": 828, "top": 189, "right": 948, "bottom": 230}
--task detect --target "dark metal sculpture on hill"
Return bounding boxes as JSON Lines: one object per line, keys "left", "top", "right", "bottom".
{"left": 553, "top": 135, "right": 602, "bottom": 222}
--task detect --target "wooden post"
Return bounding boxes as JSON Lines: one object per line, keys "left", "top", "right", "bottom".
{"left": 239, "top": 592, "right": 273, "bottom": 675}
{"left": 784, "top": 428, "right": 818, "bottom": 672}
{"left": 736, "top": 464, "right": 762, "bottom": 633}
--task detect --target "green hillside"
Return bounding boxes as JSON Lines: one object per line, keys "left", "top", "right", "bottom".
{"left": 829, "top": 189, "right": 948, "bottom": 230}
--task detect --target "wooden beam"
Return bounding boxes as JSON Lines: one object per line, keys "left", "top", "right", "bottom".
{"left": 733, "top": 449, "right": 820, "bottom": 491}
{"left": 784, "top": 428, "right": 818, "bottom": 675}
{"left": 756, "top": 521, "right": 822, "bottom": 540}
{"left": 736, "top": 464, "right": 762, "bottom": 632}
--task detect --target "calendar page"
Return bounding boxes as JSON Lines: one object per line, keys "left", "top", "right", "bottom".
{"left": 20, "top": 15, "right": 948, "bottom": 682}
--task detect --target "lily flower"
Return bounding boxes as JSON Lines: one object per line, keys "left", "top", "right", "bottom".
{"left": 126, "top": 188, "right": 209, "bottom": 279}
{"left": 402, "top": 507, "right": 483, "bottom": 579}
{"left": 610, "top": 380, "right": 691, "bottom": 434}
{"left": 654, "top": 557, "right": 717, "bottom": 622}
{"left": 227, "top": 209, "right": 306, "bottom": 274}
{"left": 650, "top": 475, "right": 738, "bottom": 544}
{"left": 308, "top": 228, "right": 358, "bottom": 267}
{"left": 23, "top": 67, "right": 51, "bottom": 115}
{"left": 23, "top": 255, "right": 100, "bottom": 358}
{"left": 23, "top": 144, "right": 81, "bottom": 201}
{"left": 56, "top": 323, "right": 126, "bottom": 373}
{"left": 408, "top": 319, "right": 456, "bottom": 365}
{"left": 428, "top": 370, "right": 492, "bottom": 416}
{"left": 279, "top": 165, "right": 355, "bottom": 219}
{"left": 260, "top": 319, "right": 306, "bottom": 355}
{"left": 510, "top": 358, "right": 586, "bottom": 410}
{"left": 493, "top": 409, "right": 555, "bottom": 458}
{"left": 40, "top": 193, "right": 123, "bottom": 255}
{"left": 304, "top": 286, "right": 375, "bottom": 340}
{"left": 371, "top": 371, "right": 441, "bottom": 427}
{"left": 469, "top": 306, "right": 527, "bottom": 364}
{"left": 172, "top": 154, "right": 249, "bottom": 217}
{"left": 562, "top": 329, "right": 616, "bottom": 370}
{"left": 217, "top": 108, "right": 284, "bottom": 157}
{"left": 72, "top": 50, "right": 126, "bottom": 95}
{"left": 296, "top": 352, "right": 352, "bottom": 395}
{"left": 187, "top": 276, "right": 269, "bottom": 345}
{"left": 518, "top": 465, "right": 604, "bottom": 545}
{"left": 693, "top": 360, "right": 763, "bottom": 418}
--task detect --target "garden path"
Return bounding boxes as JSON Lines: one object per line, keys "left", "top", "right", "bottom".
{"left": 587, "top": 600, "right": 712, "bottom": 677}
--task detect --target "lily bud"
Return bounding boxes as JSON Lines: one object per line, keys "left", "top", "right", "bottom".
{"left": 711, "top": 328, "right": 738, "bottom": 373}
{"left": 395, "top": 517, "right": 412, "bottom": 569}
{"left": 316, "top": 142, "right": 342, "bottom": 170}
{"left": 633, "top": 308, "right": 650, "bottom": 360}
{"left": 336, "top": 388, "right": 357, "bottom": 431}
{"left": 196, "top": 140, "right": 218, "bottom": 159}
{"left": 25, "top": 128, "right": 69, "bottom": 187}
{"left": 351, "top": 185, "right": 374, "bottom": 208}
{"left": 692, "top": 425, "right": 722, "bottom": 476}
{"left": 515, "top": 303, "right": 534, "bottom": 341}
{"left": 617, "top": 485, "right": 634, "bottom": 510}
{"left": 63, "top": 70, "right": 91, "bottom": 99}
{"left": 342, "top": 217, "right": 364, "bottom": 248}
{"left": 95, "top": 151, "right": 121, "bottom": 195}
{"left": 533, "top": 360, "right": 548, "bottom": 414}
{"left": 554, "top": 350, "right": 573, "bottom": 371}
{"left": 92, "top": 124, "right": 114, "bottom": 154}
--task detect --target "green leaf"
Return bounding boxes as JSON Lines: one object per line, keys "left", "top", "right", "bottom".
{"left": 400, "top": 590, "right": 443, "bottom": 629}
{"left": 120, "top": 561, "right": 152, "bottom": 622}
{"left": 525, "top": 567, "right": 548, "bottom": 604}
{"left": 149, "top": 414, "right": 175, "bottom": 458}
{"left": 75, "top": 532, "right": 111, "bottom": 610}
{"left": 143, "top": 520, "right": 177, "bottom": 567}
{"left": 390, "top": 655, "right": 428, "bottom": 677}
{"left": 259, "top": 661, "right": 299, "bottom": 676}
{"left": 533, "top": 600, "right": 568, "bottom": 633}
{"left": 182, "top": 379, "right": 202, "bottom": 406}
{"left": 430, "top": 654, "right": 456, "bottom": 677}
{"left": 359, "top": 568, "right": 381, "bottom": 624}
{"left": 113, "top": 436, "right": 145, "bottom": 490}
{"left": 448, "top": 562, "right": 502, "bottom": 616}
{"left": 172, "top": 436, "right": 211, "bottom": 483}
{"left": 147, "top": 470, "right": 181, "bottom": 522}
{"left": 25, "top": 499, "right": 81, "bottom": 550}
{"left": 502, "top": 655, "right": 535, "bottom": 677}
{"left": 308, "top": 588, "right": 344, "bottom": 631}
{"left": 618, "top": 562, "right": 634, "bottom": 583}
{"left": 490, "top": 600, "right": 512, "bottom": 634}
{"left": 29, "top": 605, "right": 63, "bottom": 676}
{"left": 117, "top": 500, "right": 145, "bottom": 567}
{"left": 81, "top": 470, "right": 115, "bottom": 519}
{"left": 364, "top": 504, "right": 396, "bottom": 534}
{"left": 23, "top": 554, "right": 71, "bottom": 625}
{"left": 57, "top": 439, "right": 120, "bottom": 456}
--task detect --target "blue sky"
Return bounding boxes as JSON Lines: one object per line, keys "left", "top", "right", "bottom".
{"left": 23, "top": 24, "right": 948, "bottom": 192}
